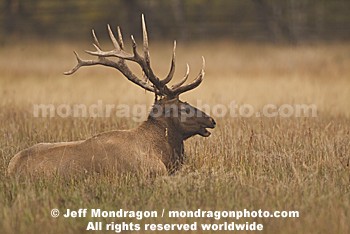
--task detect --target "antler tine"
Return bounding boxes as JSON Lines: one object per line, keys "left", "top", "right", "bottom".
{"left": 130, "top": 35, "right": 141, "bottom": 60}
{"left": 64, "top": 51, "right": 156, "bottom": 92}
{"left": 64, "top": 17, "right": 163, "bottom": 94}
{"left": 91, "top": 29, "right": 101, "bottom": 49}
{"left": 117, "top": 26, "right": 125, "bottom": 49}
{"left": 171, "top": 63, "right": 189, "bottom": 89}
{"left": 161, "top": 40, "right": 176, "bottom": 85}
{"left": 142, "top": 14, "right": 150, "bottom": 64}
{"left": 85, "top": 41, "right": 134, "bottom": 59}
{"left": 64, "top": 51, "right": 103, "bottom": 75}
{"left": 84, "top": 43, "right": 117, "bottom": 58}
{"left": 170, "top": 57, "right": 205, "bottom": 96}
{"left": 107, "top": 24, "right": 120, "bottom": 50}
{"left": 85, "top": 19, "right": 164, "bottom": 94}
{"left": 92, "top": 43, "right": 102, "bottom": 52}
{"left": 64, "top": 51, "right": 82, "bottom": 75}
{"left": 85, "top": 24, "right": 134, "bottom": 59}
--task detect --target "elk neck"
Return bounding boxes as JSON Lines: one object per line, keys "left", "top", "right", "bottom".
{"left": 138, "top": 115, "right": 185, "bottom": 173}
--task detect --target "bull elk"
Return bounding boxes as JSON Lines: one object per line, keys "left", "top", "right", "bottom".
{"left": 7, "top": 15, "right": 216, "bottom": 177}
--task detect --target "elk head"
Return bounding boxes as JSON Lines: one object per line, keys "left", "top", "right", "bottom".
{"left": 149, "top": 98, "right": 215, "bottom": 140}
{"left": 64, "top": 15, "right": 216, "bottom": 139}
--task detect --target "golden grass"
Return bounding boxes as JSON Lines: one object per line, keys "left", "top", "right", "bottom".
{"left": 0, "top": 40, "right": 349, "bottom": 233}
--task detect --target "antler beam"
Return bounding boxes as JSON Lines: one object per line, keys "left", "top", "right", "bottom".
{"left": 64, "top": 14, "right": 205, "bottom": 98}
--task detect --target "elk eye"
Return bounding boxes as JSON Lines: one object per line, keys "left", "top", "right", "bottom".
{"left": 185, "top": 108, "right": 191, "bottom": 114}
{"left": 180, "top": 108, "right": 188, "bottom": 114}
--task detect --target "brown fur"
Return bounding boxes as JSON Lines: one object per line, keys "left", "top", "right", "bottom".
{"left": 8, "top": 15, "right": 216, "bottom": 177}
{"left": 7, "top": 98, "right": 215, "bottom": 177}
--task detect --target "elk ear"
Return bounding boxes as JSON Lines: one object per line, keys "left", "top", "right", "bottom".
{"left": 154, "top": 91, "right": 163, "bottom": 102}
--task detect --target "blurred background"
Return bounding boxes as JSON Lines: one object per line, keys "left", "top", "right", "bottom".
{"left": 1, "top": 2, "right": 350, "bottom": 234}
{"left": 1, "top": 0, "right": 349, "bottom": 43}
{"left": 0, "top": 0, "right": 349, "bottom": 115}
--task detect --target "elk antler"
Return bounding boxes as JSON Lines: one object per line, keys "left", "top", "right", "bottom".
{"left": 64, "top": 14, "right": 205, "bottom": 98}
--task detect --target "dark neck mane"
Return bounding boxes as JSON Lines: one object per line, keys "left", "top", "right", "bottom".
{"left": 140, "top": 116, "right": 184, "bottom": 174}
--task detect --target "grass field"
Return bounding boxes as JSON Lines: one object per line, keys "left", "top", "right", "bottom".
{"left": 0, "top": 40, "right": 350, "bottom": 233}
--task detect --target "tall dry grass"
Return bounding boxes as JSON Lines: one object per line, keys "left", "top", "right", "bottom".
{"left": 0, "top": 40, "right": 349, "bottom": 233}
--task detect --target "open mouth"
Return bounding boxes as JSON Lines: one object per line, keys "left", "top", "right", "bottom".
{"left": 198, "top": 119, "right": 215, "bottom": 137}
{"left": 198, "top": 127, "right": 212, "bottom": 137}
